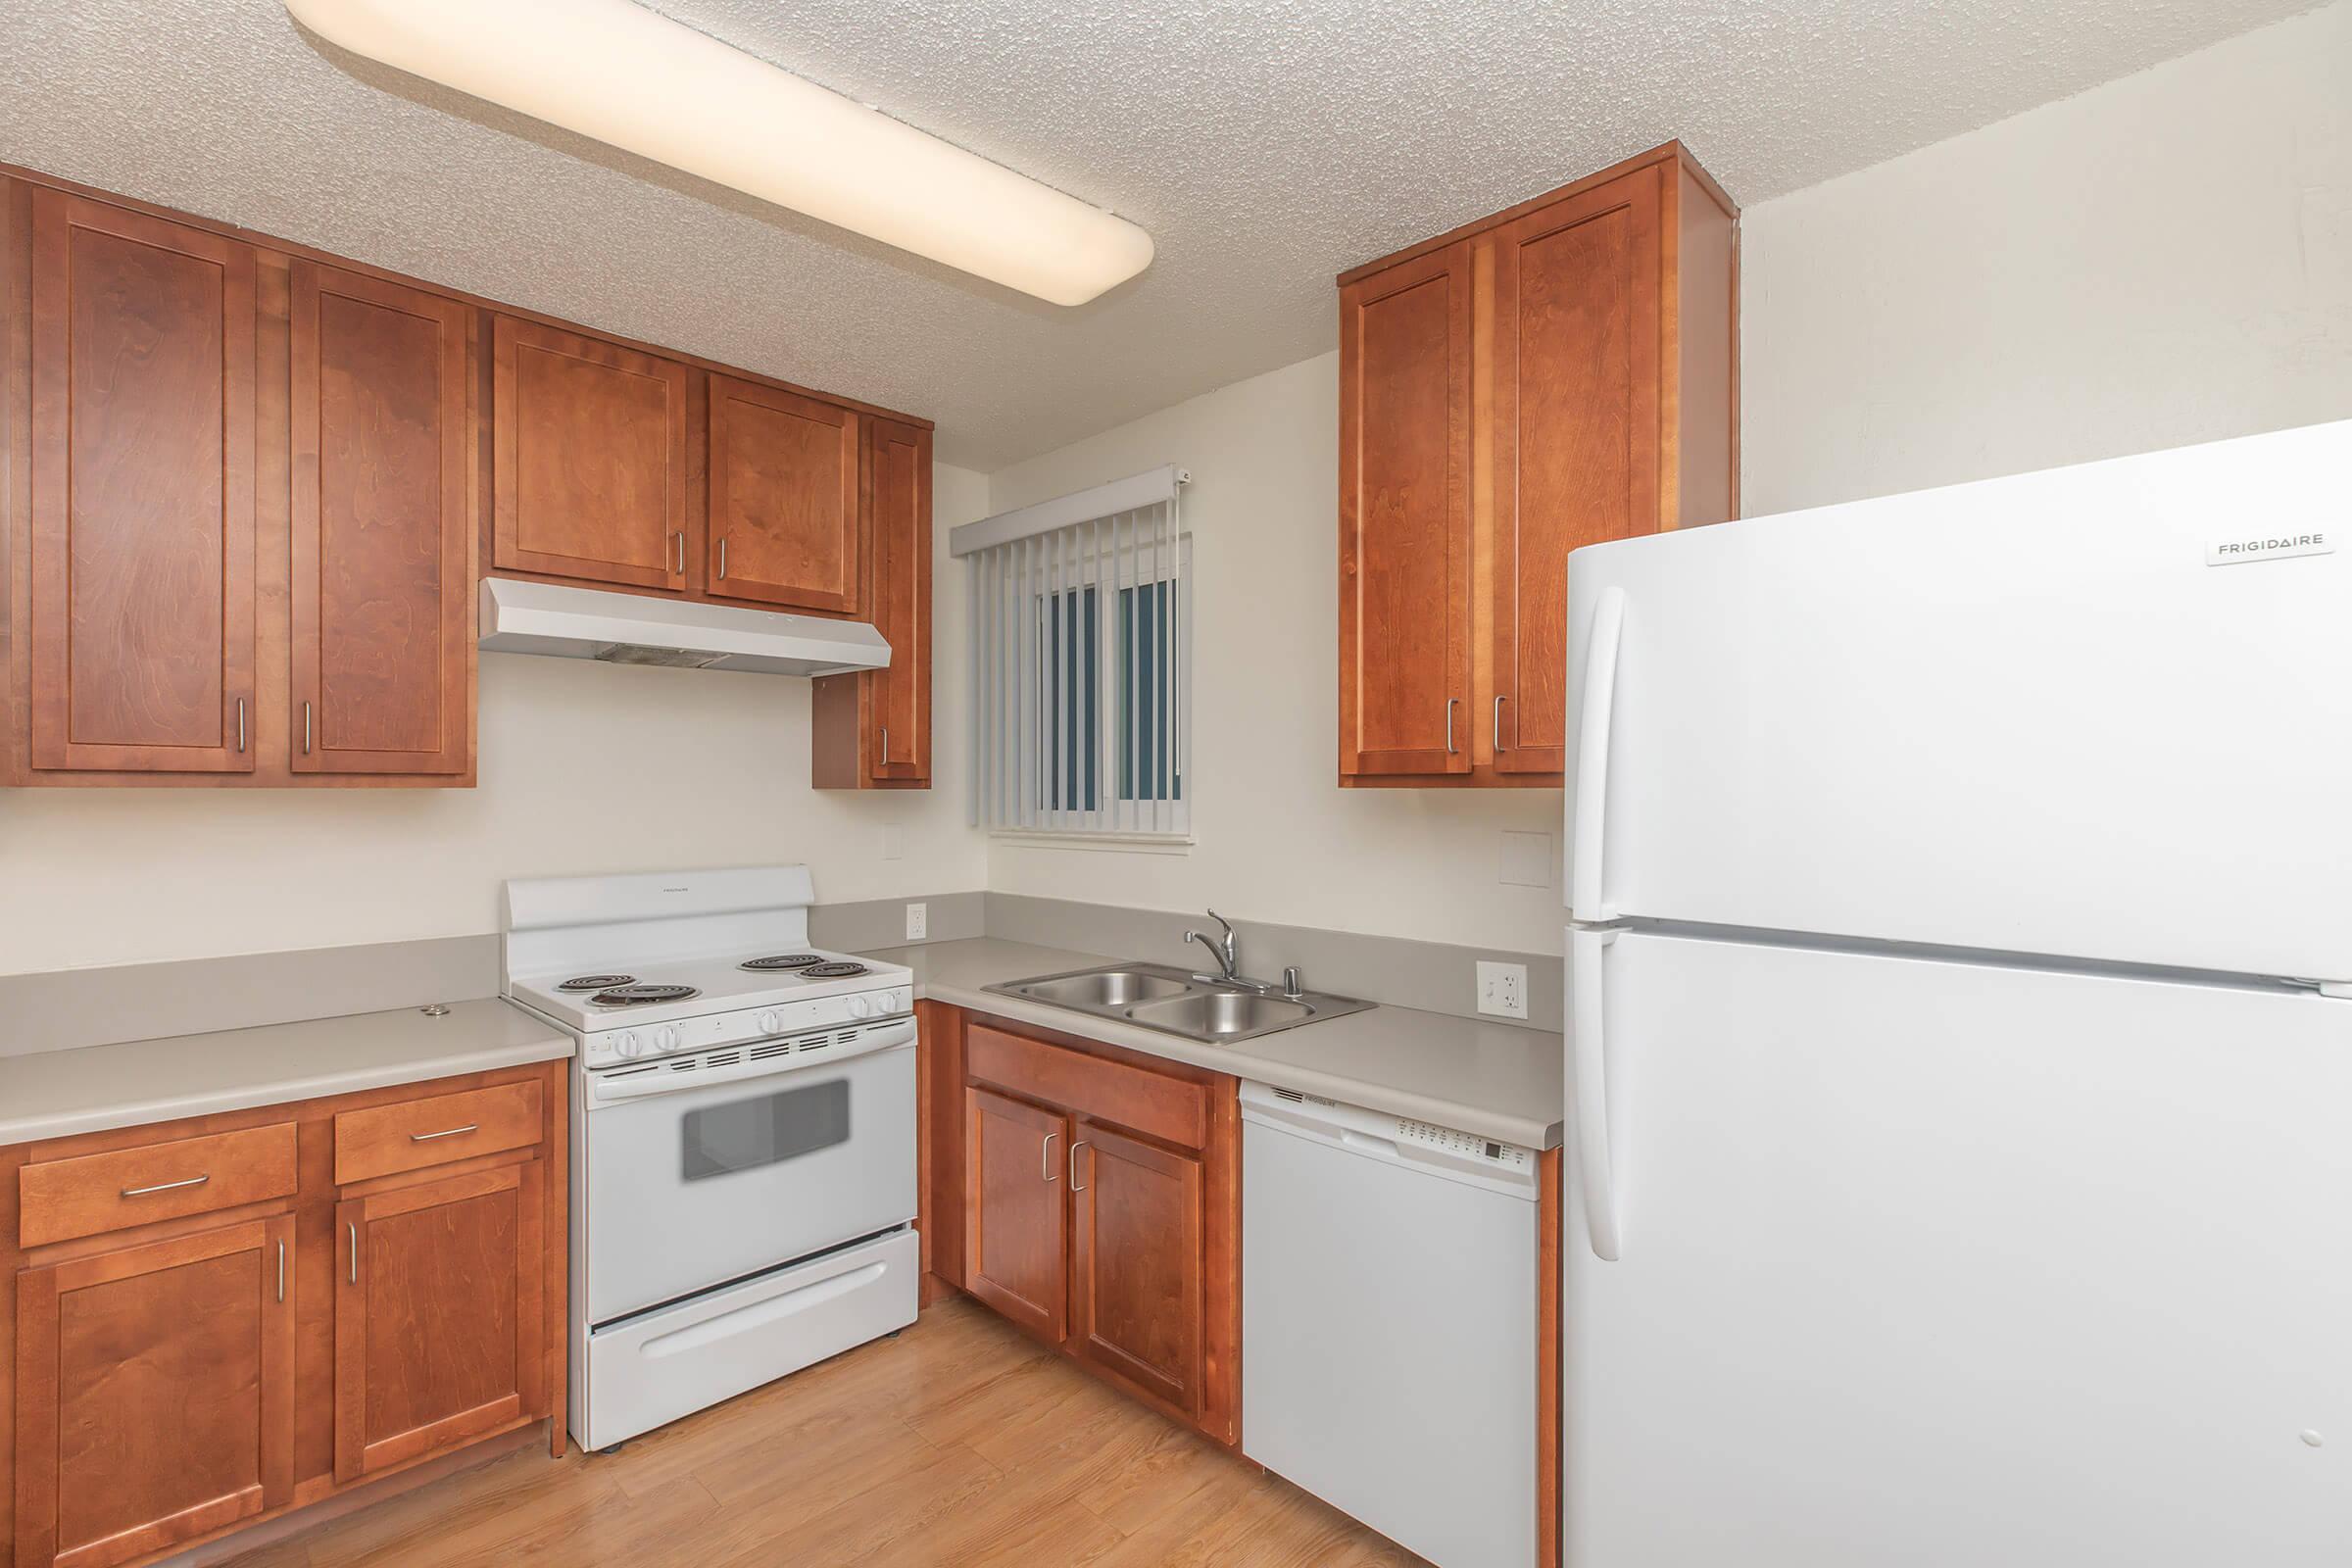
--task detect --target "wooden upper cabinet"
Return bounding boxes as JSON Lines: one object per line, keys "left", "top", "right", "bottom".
{"left": 26, "top": 190, "right": 258, "bottom": 774}
{"left": 291, "top": 263, "right": 473, "bottom": 777}
{"left": 1490, "top": 173, "right": 1661, "bottom": 775}
{"left": 867, "top": 417, "right": 932, "bottom": 781}
{"left": 1335, "top": 142, "right": 1737, "bottom": 787}
{"left": 811, "top": 416, "right": 932, "bottom": 789}
{"left": 491, "top": 315, "right": 690, "bottom": 592}
{"left": 1070, "top": 1119, "right": 1204, "bottom": 1418}
{"left": 335, "top": 1161, "right": 546, "bottom": 1483}
{"left": 1339, "top": 239, "right": 1474, "bottom": 778}
{"left": 708, "top": 375, "right": 861, "bottom": 612}
{"left": 14, "top": 1216, "right": 296, "bottom": 1568}
{"left": 963, "top": 1087, "right": 1067, "bottom": 1346}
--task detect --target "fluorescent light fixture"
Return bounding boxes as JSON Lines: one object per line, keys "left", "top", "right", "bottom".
{"left": 284, "top": 0, "right": 1153, "bottom": 306}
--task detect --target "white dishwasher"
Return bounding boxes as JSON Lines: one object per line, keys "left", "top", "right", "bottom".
{"left": 1241, "top": 1081, "right": 1540, "bottom": 1568}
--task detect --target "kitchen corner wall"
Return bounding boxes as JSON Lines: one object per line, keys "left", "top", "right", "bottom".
{"left": 1740, "top": 0, "right": 2350, "bottom": 516}
{"left": 0, "top": 463, "right": 994, "bottom": 978}
{"left": 981, "top": 355, "right": 1569, "bottom": 958}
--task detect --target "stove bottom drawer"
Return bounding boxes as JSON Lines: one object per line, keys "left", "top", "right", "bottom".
{"left": 574, "top": 1228, "right": 917, "bottom": 1451}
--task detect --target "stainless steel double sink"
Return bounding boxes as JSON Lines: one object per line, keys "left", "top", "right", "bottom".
{"left": 985, "top": 961, "right": 1373, "bottom": 1045}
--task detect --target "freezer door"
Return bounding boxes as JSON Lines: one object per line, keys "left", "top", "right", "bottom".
{"left": 1565, "top": 418, "right": 2352, "bottom": 980}
{"left": 1563, "top": 927, "right": 2352, "bottom": 1566}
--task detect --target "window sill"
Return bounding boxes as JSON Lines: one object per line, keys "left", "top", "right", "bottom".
{"left": 989, "top": 829, "right": 1195, "bottom": 856}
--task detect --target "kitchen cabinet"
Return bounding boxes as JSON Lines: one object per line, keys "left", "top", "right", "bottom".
{"left": 962, "top": 1087, "right": 1068, "bottom": 1344}
{"left": 707, "top": 375, "right": 862, "bottom": 612}
{"left": 1069, "top": 1119, "right": 1204, "bottom": 1417}
{"left": 0, "top": 1062, "right": 567, "bottom": 1568}
{"left": 944, "top": 1013, "right": 1238, "bottom": 1444}
{"left": 13, "top": 1217, "right": 296, "bottom": 1568}
{"left": 812, "top": 416, "right": 933, "bottom": 789}
{"left": 23, "top": 189, "right": 258, "bottom": 776}
{"left": 1336, "top": 140, "right": 1737, "bottom": 787}
{"left": 334, "top": 1162, "right": 546, "bottom": 1483}
{"left": 490, "top": 315, "right": 692, "bottom": 593}
{"left": 290, "top": 262, "right": 474, "bottom": 777}
{"left": 3, "top": 165, "right": 931, "bottom": 790}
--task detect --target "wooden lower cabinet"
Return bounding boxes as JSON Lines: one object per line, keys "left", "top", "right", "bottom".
{"left": 14, "top": 1217, "right": 296, "bottom": 1568}
{"left": 334, "top": 1162, "right": 545, "bottom": 1483}
{"left": 3, "top": 1062, "right": 566, "bottom": 1568}
{"left": 1069, "top": 1120, "right": 1204, "bottom": 1418}
{"left": 962, "top": 1088, "right": 1068, "bottom": 1345}
{"left": 942, "top": 1011, "right": 1239, "bottom": 1446}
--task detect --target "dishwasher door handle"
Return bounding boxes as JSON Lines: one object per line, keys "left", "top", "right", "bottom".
{"left": 1339, "top": 1129, "right": 1402, "bottom": 1160}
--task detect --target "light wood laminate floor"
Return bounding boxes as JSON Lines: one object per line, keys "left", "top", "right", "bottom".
{"left": 226, "top": 1294, "right": 1432, "bottom": 1567}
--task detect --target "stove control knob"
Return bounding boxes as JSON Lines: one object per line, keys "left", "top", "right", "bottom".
{"left": 656, "top": 1025, "right": 681, "bottom": 1053}
{"left": 848, "top": 995, "right": 872, "bottom": 1019}
{"left": 758, "top": 1009, "right": 780, "bottom": 1036}
{"left": 888, "top": 989, "right": 908, "bottom": 1013}
{"left": 613, "top": 1031, "right": 642, "bottom": 1059}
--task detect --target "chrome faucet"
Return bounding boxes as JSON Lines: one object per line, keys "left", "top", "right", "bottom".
{"left": 1184, "top": 909, "right": 1276, "bottom": 993}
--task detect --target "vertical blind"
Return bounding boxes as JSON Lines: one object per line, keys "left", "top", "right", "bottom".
{"left": 951, "top": 466, "right": 1189, "bottom": 836}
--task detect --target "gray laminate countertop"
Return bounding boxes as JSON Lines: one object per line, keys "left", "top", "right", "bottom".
{"left": 0, "top": 998, "right": 572, "bottom": 1146}
{"left": 862, "top": 938, "right": 1563, "bottom": 1150}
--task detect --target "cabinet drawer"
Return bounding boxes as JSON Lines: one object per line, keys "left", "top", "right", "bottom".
{"left": 966, "top": 1024, "right": 1208, "bottom": 1150}
{"left": 334, "top": 1079, "right": 543, "bottom": 1185}
{"left": 19, "top": 1121, "right": 298, "bottom": 1248}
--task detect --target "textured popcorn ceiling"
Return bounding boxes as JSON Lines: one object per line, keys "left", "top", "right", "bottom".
{"left": 0, "top": 0, "right": 2319, "bottom": 468}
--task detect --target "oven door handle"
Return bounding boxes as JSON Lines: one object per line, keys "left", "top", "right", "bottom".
{"left": 584, "top": 1016, "right": 917, "bottom": 1105}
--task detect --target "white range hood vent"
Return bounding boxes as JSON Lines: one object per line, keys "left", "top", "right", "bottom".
{"left": 479, "top": 577, "right": 889, "bottom": 676}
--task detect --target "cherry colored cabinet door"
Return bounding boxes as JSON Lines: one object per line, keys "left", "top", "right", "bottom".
{"left": 14, "top": 1216, "right": 295, "bottom": 1568}
{"left": 1489, "top": 170, "right": 1662, "bottom": 775}
{"left": 1338, "top": 239, "right": 1473, "bottom": 778}
{"left": 490, "top": 315, "right": 690, "bottom": 592}
{"left": 26, "top": 189, "right": 258, "bottom": 774}
{"left": 290, "top": 262, "right": 473, "bottom": 776}
{"left": 866, "top": 417, "right": 932, "bottom": 782}
{"left": 1068, "top": 1119, "right": 1203, "bottom": 1418}
{"left": 963, "top": 1087, "right": 1068, "bottom": 1346}
{"left": 334, "top": 1162, "right": 546, "bottom": 1483}
{"left": 708, "top": 375, "right": 862, "bottom": 612}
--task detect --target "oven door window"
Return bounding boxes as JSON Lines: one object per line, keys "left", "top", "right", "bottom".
{"left": 680, "top": 1078, "right": 851, "bottom": 1182}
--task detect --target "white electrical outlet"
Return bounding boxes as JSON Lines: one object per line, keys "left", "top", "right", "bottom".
{"left": 905, "top": 902, "right": 928, "bottom": 941}
{"left": 1477, "top": 960, "right": 1528, "bottom": 1020}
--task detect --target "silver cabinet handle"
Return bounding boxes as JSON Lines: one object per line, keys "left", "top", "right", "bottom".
{"left": 673, "top": 531, "right": 686, "bottom": 574}
{"left": 1042, "top": 1130, "right": 1059, "bottom": 1183}
{"left": 235, "top": 698, "right": 246, "bottom": 754}
{"left": 1445, "top": 697, "right": 1458, "bottom": 755}
{"left": 879, "top": 725, "right": 889, "bottom": 763}
{"left": 303, "top": 701, "right": 314, "bottom": 756}
{"left": 410, "top": 1123, "right": 478, "bottom": 1143}
{"left": 276, "top": 1239, "right": 285, "bottom": 1303}
{"left": 348, "top": 1221, "right": 359, "bottom": 1285}
{"left": 1493, "top": 693, "right": 1506, "bottom": 753}
{"left": 1069, "top": 1141, "right": 1091, "bottom": 1192}
{"left": 716, "top": 537, "right": 728, "bottom": 579}
{"left": 122, "top": 1173, "right": 208, "bottom": 1198}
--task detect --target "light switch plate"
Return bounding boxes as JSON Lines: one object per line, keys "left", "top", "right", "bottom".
{"left": 1477, "top": 960, "right": 1528, "bottom": 1020}
{"left": 905, "top": 902, "right": 928, "bottom": 941}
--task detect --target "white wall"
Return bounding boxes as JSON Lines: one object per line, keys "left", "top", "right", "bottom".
{"left": 982, "top": 355, "right": 1568, "bottom": 956}
{"left": 1741, "top": 1, "right": 2351, "bottom": 515}
{"left": 0, "top": 464, "right": 993, "bottom": 975}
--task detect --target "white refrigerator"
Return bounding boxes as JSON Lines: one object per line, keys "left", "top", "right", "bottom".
{"left": 1560, "top": 419, "right": 2352, "bottom": 1565}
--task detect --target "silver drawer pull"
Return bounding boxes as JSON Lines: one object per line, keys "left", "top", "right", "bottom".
{"left": 122, "top": 1173, "right": 209, "bottom": 1198}
{"left": 410, "top": 1123, "right": 479, "bottom": 1142}
{"left": 1042, "top": 1130, "right": 1058, "bottom": 1182}
{"left": 1069, "top": 1140, "right": 1091, "bottom": 1192}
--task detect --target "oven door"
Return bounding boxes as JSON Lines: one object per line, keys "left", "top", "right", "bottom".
{"left": 582, "top": 1025, "right": 915, "bottom": 1325}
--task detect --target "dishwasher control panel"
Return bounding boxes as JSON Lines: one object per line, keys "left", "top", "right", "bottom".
{"left": 1396, "top": 1118, "right": 1534, "bottom": 1171}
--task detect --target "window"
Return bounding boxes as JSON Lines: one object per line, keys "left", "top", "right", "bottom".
{"left": 955, "top": 469, "right": 1191, "bottom": 840}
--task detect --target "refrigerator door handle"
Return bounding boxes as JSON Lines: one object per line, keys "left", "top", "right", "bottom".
{"left": 1571, "top": 925, "right": 1623, "bottom": 1260}
{"left": 1571, "top": 586, "right": 1627, "bottom": 920}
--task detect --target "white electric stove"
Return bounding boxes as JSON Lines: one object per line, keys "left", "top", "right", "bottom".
{"left": 503, "top": 865, "right": 919, "bottom": 1453}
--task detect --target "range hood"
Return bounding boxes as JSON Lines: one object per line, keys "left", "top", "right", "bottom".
{"left": 479, "top": 577, "right": 890, "bottom": 676}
